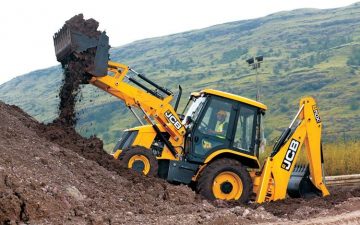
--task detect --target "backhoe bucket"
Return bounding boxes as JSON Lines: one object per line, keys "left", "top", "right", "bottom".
{"left": 53, "top": 24, "right": 110, "bottom": 76}
{"left": 287, "top": 165, "right": 322, "bottom": 198}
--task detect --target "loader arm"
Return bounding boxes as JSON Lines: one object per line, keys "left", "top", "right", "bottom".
{"left": 53, "top": 22, "right": 185, "bottom": 159}
{"left": 89, "top": 61, "right": 186, "bottom": 158}
{"left": 255, "top": 97, "right": 330, "bottom": 203}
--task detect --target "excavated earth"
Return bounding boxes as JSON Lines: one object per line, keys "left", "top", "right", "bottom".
{"left": 1, "top": 101, "right": 360, "bottom": 225}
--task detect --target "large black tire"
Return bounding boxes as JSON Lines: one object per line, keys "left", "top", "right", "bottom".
{"left": 118, "top": 146, "right": 158, "bottom": 176}
{"left": 196, "top": 158, "right": 252, "bottom": 203}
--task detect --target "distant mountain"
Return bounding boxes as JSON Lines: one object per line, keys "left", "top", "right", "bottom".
{"left": 1, "top": 3, "right": 360, "bottom": 151}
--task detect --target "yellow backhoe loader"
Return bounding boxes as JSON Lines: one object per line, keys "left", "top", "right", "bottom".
{"left": 53, "top": 21, "right": 329, "bottom": 203}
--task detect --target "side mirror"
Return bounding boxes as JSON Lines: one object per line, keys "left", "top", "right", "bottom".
{"left": 185, "top": 116, "right": 193, "bottom": 125}
{"left": 179, "top": 114, "right": 185, "bottom": 121}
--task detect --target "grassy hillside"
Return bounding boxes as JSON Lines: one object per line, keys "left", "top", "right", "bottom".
{"left": 1, "top": 3, "right": 360, "bottom": 151}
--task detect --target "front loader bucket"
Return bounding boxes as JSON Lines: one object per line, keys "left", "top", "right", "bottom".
{"left": 53, "top": 23, "right": 110, "bottom": 76}
{"left": 287, "top": 165, "right": 322, "bottom": 198}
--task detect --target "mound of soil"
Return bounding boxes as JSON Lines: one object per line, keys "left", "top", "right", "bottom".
{"left": 0, "top": 102, "right": 202, "bottom": 225}
{"left": 261, "top": 186, "right": 360, "bottom": 219}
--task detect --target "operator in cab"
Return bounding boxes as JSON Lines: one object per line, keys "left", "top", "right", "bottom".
{"left": 207, "top": 110, "right": 228, "bottom": 138}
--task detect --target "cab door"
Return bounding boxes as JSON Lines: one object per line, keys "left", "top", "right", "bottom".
{"left": 187, "top": 96, "right": 237, "bottom": 163}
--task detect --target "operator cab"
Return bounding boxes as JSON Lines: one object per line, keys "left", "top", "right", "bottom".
{"left": 182, "top": 89, "right": 267, "bottom": 163}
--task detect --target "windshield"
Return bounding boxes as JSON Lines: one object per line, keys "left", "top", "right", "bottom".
{"left": 182, "top": 96, "right": 207, "bottom": 124}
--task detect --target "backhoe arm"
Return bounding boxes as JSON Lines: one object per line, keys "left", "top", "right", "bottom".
{"left": 255, "top": 97, "right": 329, "bottom": 203}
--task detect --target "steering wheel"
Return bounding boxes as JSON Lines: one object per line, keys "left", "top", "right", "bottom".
{"left": 199, "top": 121, "right": 210, "bottom": 132}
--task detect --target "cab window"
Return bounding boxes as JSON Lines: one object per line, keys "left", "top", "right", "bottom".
{"left": 233, "top": 105, "right": 257, "bottom": 153}
{"left": 193, "top": 97, "right": 233, "bottom": 156}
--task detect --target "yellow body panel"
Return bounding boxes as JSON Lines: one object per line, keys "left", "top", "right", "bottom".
{"left": 113, "top": 125, "right": 176, "bottom": 160}
{"left": 191, "top": 149, "right": 260, "bottom": 182}
{"left": 132, "top": 127, "right": 157, "bottom": 148}
{"left": 201, "top": 89, "right": 267, "bottom": 110}
{"left": 204, "top": 149, "right": 260, "bottom": 167}
{"left": 112, "top": 150, "right": 122, "bottom": 159}
{"left": 249, "top": 171, "right": 262, "bottom": 195}
{"left": 113, "top": 126, "right": 157, "bottom": 159}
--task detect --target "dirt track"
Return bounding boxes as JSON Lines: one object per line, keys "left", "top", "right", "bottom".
{"left": 1, "top": 101, "right": 359, "bottom": 225}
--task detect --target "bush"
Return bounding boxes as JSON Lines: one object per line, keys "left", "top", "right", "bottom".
{"left": 347, "top": 47, "right": 360, "bottom": 66}
{"left": 350, "top": 102, "right": 359, "bottom": 110}
{"left": 219, "top": 47, "right": 248, "bottom": 64}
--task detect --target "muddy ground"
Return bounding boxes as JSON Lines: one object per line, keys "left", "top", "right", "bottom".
{"left": 0, "top": 101, "right": 359, "bottom": 225}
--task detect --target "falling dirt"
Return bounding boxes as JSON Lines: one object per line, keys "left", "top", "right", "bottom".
{"left": 56, "top": 14, "right": 104, "bottom": 127}
{"left": 44, "top": 14, "right": 126, "bottom": 183}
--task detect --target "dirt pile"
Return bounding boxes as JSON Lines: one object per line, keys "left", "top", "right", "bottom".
{"left": 261, "top": 186, "right": 360, "bottom": 219}
{"left": 0, "top": 102, "right": 200, "bottom": 224}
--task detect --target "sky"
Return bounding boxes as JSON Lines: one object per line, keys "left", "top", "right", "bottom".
{"left": 0, "top": 0, "right": 359, "bottom": 85}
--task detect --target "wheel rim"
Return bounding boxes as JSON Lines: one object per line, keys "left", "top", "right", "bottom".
{"left": 212, "top": 171, "right": 243, "bottom": 200}
{"left": 128, "top": 155, "right": 151, "bottom": 175}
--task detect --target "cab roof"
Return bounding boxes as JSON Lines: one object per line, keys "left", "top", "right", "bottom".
{"left": 191, "top": 89, "right": 267, "bottom": 110}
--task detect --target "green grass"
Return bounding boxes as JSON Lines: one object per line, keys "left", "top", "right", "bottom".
{"left": 322, "top": 141, "right": 360, "bottom": 175}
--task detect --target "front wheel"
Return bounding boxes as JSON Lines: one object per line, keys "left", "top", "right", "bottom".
{"left": 196, "top": 158, "right": 252, "bottom": 203}
{"left": 118, "top": 146, "right": 158, "bottom": 176}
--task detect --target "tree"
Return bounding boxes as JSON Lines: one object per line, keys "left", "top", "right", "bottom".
{"left": 219, "top": 47, "right": 248, "bottom": 64}
{"left": 347, "top": 47, "right": 360, "bottom": 66}
{"left": 350, "top": 102, "right": 359, "bottom": 111}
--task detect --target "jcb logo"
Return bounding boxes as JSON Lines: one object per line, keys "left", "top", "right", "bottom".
{"left": 312, "top": 105, "right": 321, "bottom": 123}
{"left": 281, "top": 139, "right": 300, "bottom": 171}
{"left": 165, "top": 110, "right": 182, "bottom": 130}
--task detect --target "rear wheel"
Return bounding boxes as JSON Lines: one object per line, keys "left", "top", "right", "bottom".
{"left": 196, "top": 158, "right": 252, "bottom": 203}
{"left": 119, "top": 146, "right": 158, "bottom": 176}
